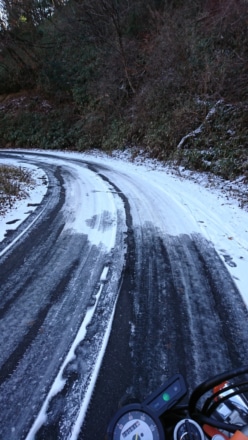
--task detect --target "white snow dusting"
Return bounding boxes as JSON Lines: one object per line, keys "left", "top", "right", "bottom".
{"left": 1, "top": 146, "right": 248, "bottom": 313}
{"left": 1, "top": 148, "right": 248, "bottom": 439}
{"left": 25, "top": 265, "right": 112, "bottom": 440}
{"left": 0, "top": 158, "right": 48, "bottom": 243}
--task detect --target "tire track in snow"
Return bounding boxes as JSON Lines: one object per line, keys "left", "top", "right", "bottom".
{"left": 1, "top": 152, "right": 248, "bottom": 440}
{"left": 81, "top": 184, "right": 248, "bottom": 440}
{"left": 0, "top": 156, "right": 127, "bottom": 440}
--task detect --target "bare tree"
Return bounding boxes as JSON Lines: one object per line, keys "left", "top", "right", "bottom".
{"left": 74, "top": 0, "right": 138, "bottom": 93}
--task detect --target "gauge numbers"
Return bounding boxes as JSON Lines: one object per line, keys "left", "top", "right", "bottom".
{"left": 113, "top": 410, "right": 161, "bottom": 440}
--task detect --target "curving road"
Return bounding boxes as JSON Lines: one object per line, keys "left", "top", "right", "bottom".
{"left": 0, "top": 151, "right": 248, "bottom": 440}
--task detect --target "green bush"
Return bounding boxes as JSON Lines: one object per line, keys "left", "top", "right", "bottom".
{"left": 172, "top": 103, "right": 248, "bottom": 179}
{"left": 0, "top": 108, "right": 80, "bottom": 149}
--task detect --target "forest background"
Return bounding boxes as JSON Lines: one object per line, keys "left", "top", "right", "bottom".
{"left": 0, "top": 0, "right": 247, "bottom": 180}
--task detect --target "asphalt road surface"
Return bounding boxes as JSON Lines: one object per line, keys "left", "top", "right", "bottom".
{"left": 1, "top": 151, "right": 248, "bottom": 440}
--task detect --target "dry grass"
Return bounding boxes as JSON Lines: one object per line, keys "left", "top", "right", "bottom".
{"left": 0, "top": 165, "right": 34, "bottom": 215}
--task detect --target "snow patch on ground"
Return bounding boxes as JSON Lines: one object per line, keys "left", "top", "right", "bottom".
{"left": 1, "top": 148, "right": 248, "bottom": 439}
{"left": 0, "top": 158, "right": 48, "bottom": 242}
{"left": 1, "top": 148, "right": 248, "bottom": 305}
{"left": 61, "top": 162, "right": 119, "bottom": 248}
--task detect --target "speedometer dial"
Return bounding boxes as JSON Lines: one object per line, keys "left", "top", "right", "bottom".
{"left": 107, "top": 404, "right": 165, "bottom": 440}
{"left": 113, "top": 410, "right": 159, "bottom": 440}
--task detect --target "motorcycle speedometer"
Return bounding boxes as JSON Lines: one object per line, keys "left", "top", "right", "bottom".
{"left": 107, "top": 403, "right": 165, "bottom": 440}
{"left": 107, "top": 375, "right": 187, "bottom": 440}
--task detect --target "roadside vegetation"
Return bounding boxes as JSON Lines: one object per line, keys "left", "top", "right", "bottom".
{"left": 0, "top": 165, "right": 34, "bottom": 214}
{"left": 0, "top": 0, "right": 247, "bottom": 180}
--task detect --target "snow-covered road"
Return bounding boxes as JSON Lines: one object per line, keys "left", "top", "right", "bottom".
{"left": 0, "top": 150, "right": 248, "bottom": 440}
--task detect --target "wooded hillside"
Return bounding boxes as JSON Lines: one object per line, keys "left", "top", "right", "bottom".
{"left": 0, "top": 0, "right": 247, "bottom": 179}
